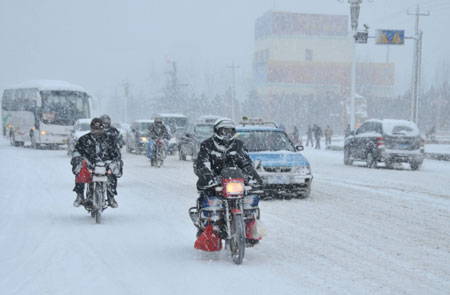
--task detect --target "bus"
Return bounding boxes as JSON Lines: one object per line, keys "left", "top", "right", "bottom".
{"left": 2, "top": 80, "right": 92, "bottom": 148}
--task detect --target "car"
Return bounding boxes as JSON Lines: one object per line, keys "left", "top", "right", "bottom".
{"left": 67, "top": 118, "right": 92, "bottom": 155}
{"left": 126, "top": 119, "right": 153, "bottom": 154}
{"left": 178, "top": 121, "right": 214, "bottom": 161}
{"left": 112, "top": 122, "right": 129, "bottom": 148}
{"left": 236, "top": 120, "right": 313, "bottom": 199}
{"left": 344, "top": 119, "right": 424, "bottom": 170}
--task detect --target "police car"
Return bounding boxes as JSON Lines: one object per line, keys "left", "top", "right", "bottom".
{"left": 236, "top": 118, "right": 313, "bottom": 199}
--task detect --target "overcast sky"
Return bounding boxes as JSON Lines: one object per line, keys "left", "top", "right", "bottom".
{"left": 1, "top": 0, "right": 449, "bottom": 100}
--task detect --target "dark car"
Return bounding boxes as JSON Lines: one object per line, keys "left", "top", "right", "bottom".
{"left": 344, "top": 119, "right": 424, "bottom": 170}
{"left": 126, "top": 119, "right": 153, "bottom": 154}
{"left": 178, "top": 122, "right": 214, "bottom": 161}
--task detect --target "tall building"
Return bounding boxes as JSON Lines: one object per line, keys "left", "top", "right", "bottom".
{"left": 253, "top": 10, "right": 394, "bottom": 100}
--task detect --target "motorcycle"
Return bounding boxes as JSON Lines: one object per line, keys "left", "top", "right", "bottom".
{"left": 189, "top": 167, "right": 263, "bottom": 265}
{"left": 150, "top": 138, "right": 167, "bottom": 168}
{"left": 84, "top": 162, "right": 109, "bottom": 224}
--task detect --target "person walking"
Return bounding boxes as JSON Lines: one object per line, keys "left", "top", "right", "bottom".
{"left": 306, "top": 125, "right": 313, "bottom": 147}
{"left": 292, "top": 126, "right": 300, "bottom": 144}
{"left": 313, "top": 124, "right": 323, "bottom": 149}
{"left": 324, "top": 125, "right": 333, "bottom": 147}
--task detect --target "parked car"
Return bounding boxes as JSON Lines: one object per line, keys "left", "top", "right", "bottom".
{"left": 126, "top": 120, "right": 153, "bottom": 154}
{"left": 236, "top": 120, "right": 313, "bottom": 199}
{"left": 344, "top": 119, "right": 424, "bottom": 170}
{"left": 67, "top": 118, "right": 91, "bottom": 155}
{"left": 178, "top": 122, "right": 214, "bottom": 161}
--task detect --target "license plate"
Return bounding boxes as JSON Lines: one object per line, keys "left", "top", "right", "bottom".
{"left": 267, "top": 175, "right": 290, "bottom": 184}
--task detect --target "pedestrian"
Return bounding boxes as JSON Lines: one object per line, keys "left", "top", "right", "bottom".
{"left": 306, "top": 125, "right": 313, "bottom": 147}
{"left": 292, "top": 126, "right": 300, "bottom": 144}
{"left": 324, "top": 125, "right": 333, "bottom": 147}
{"left": 313, "top": 124, "right": 323, "bottom": 149}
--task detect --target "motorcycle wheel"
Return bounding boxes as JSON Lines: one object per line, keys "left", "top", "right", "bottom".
{"left": 230, "top": 214, "right": 246, "bottom": 265}
{"left": 94, "top": 184, "right": 104, "bottom": 224}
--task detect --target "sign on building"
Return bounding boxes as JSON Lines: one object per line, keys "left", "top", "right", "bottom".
{"left": 376, "top": 30, "right": 405, "bottom": 45}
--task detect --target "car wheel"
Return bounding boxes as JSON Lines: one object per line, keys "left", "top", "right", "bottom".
{"left": 385, "top": 159, "right": 394, "bottom": 169}
{"left": 366, "top": 152, "right": 377, "bottom": 168}
{"left": 344, "top": 148, "right": 353, "bottom": 165}
{"left": 410, "top": 162, "right": 421, "bottom": 171}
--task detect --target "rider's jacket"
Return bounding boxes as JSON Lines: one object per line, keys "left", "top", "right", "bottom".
{"left": 148, "top": 123, "right": 170, "bottom": 140}
{"left": 104, "top": 126, "right": 122, "bottom": 151}
{"left": 194, "top": 137, "right": 263, "bottom": 190}
{"left": 71, "top": 132, "right": 121, "bottom": 176}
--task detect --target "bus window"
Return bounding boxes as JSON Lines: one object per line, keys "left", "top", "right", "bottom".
{"left": 40, "top": 90, "right": 90, "bottom": 125}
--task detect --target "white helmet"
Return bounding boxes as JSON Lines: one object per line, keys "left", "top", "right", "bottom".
{"left": 213, "top": 118, "right": 236, "bottom": 145}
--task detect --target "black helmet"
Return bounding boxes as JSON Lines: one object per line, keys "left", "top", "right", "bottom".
{"left": 154, "top": 115, "right": 163, "bottom": 124}
{"left": 213, "top": 118, "right": 236, "bottom": 146}
{"left": 100, "top": 114, "right": 111, "bottom": 129}
{"left": 90, "top": 118, "right": 104, "bottom": 133}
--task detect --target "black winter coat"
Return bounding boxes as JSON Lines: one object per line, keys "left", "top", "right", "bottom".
{"left": 104, "top": 126, "right": 122, "bottom": 151}
{"left": 194, "top": 137, "right": 262, "bottom": 190}
{"left": 71, "top": 132, "right": 121, "bottom": 176}
{"left": 148, "top": 123, "right": 170, "bottom": 140}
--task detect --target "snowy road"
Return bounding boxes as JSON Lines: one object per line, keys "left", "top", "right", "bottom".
{"left": 0, "top": 137, "right": 449, "bottom": 295}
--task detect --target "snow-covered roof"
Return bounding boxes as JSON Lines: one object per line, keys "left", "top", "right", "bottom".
{"left": 7, "top": 80, "right": 86, "bottom": 92}
{"left": 155, "top": 113, "right": 187, "bottom": 118}
{"left": 76, "top": 118, "right": 92, "bottom": 124}
{"left": 135, "top": 119, "right": 154, "bottom": 123}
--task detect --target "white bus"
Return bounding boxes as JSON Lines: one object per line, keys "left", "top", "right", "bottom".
{"left": 2, "top": 80, "right": 92, "bottom": 148}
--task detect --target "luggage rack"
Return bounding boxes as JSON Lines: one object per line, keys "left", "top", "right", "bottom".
{"left": 239, "top": 117, "right": 278, "bottom": 128}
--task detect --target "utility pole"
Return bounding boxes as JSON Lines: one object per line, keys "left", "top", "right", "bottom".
{"left": 227, "top": 63, "right": 239, "bottom": 121}
{"left": 123, "top": 81, "right": 129, "bottom": 123}
{"left": 342, "top": 0, "right": 362, "bottom": 130}
{"left": 408, "top": 5, "right": 429, "bottom": 125}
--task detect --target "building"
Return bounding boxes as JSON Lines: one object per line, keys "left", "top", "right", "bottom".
{"left": 253, "top": 10, "right": 394, "bottom": 100}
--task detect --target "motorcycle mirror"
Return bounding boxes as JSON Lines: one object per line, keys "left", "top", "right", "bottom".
{"left": 295, "top": 145, "right": 304, "bottom": 152}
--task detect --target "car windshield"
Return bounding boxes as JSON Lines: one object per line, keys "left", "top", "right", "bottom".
{"left": 138, "top": 122, "right": 151, "bottom": 131}
{"left": 237, "top": 130, "right": 295, "bottom": 152}
{"left": 40, "top": 90, "right": 90, "bottom": 125}
{"left": 78, "top": 123, "right": 90, "bottom": 131}
{"left": 195, "top": 124, "right": 213, "bottom": 136}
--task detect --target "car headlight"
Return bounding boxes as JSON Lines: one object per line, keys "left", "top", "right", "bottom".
{"left": 293, "top": 165, "right": 311, "bottom": 175}
{"left": 140, "top": 136, "right": 148, "bottom": 142}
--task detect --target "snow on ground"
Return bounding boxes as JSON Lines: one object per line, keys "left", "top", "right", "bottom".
{"left": 0, "top": 137, "right": 449, "bottom": 295}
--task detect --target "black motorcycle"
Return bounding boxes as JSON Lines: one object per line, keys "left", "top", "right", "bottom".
{"left": 189, "top": 167, "right": 262, "bottom": 265}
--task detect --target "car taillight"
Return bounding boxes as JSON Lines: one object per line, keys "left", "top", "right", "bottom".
{"left": 376, "top": 137, "right": 384, "bottom": 147}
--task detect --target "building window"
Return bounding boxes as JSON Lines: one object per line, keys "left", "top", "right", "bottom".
{"left": 305, "top": 49, "right": 312, "bottom": 61}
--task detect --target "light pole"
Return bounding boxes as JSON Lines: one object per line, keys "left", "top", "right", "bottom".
{"left": 348, "top": 0, "right": 361, "bottom": 130}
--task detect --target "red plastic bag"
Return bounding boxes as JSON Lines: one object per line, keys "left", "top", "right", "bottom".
{"left": 76, "top": 160, "right": 92, "bottom": 183}
{"left": 194, "top": 225, "right": 222, "bottom": 252}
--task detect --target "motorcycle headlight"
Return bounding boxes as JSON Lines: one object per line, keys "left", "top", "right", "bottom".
{"left": 226, "top": 181, "right": 244, "bottom": 195}
{"left": 140, "top": 136, "right": 148, "bottom": 142}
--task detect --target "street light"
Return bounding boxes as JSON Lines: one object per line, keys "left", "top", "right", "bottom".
{"left": 348, "top": 0, "right": 361, "bottom": 130}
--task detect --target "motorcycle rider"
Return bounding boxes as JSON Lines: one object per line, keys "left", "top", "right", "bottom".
{"left": 147, "top": 115, "right": 170, "bottom": 160}
{"left": 100, "top": 114, "right": 123, "bottom": 150}
{"left": 194, "top": 118, "right": 263, "bottom": 240}
{"left": 71, "top": 118, "right": 121, "bottom": 208}
{"left": 100, "top": 114, "right": 123, "bottom": 199}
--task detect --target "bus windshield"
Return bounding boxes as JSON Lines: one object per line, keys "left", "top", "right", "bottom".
{"left": 40, "top": 90, "right": 90, "bottom": 125}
